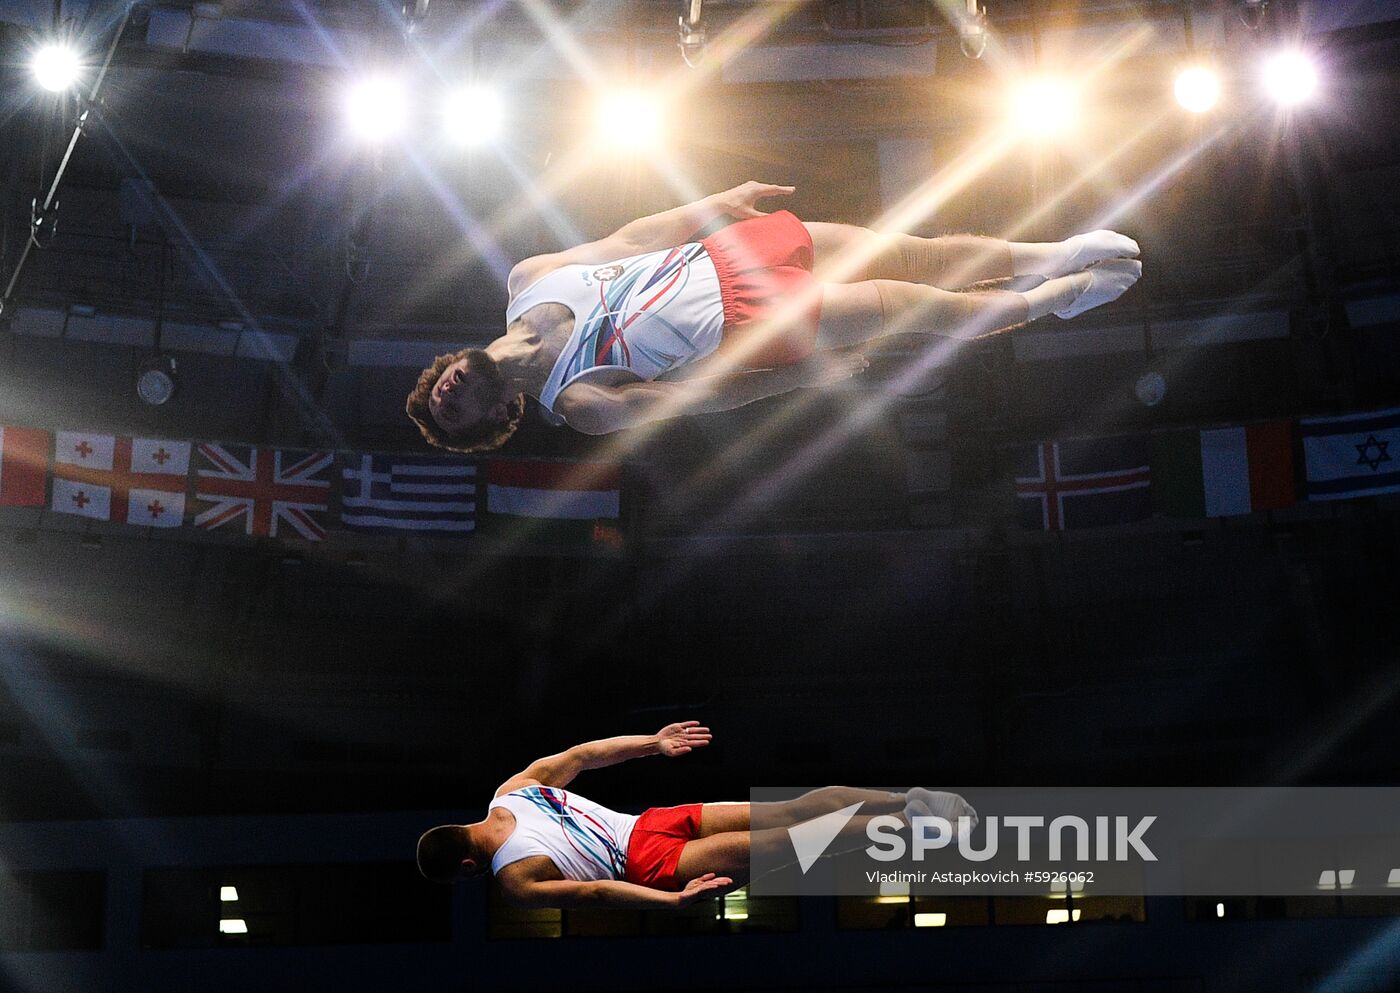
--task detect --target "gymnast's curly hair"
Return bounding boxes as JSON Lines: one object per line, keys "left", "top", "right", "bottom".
{"left": 405, "top": 348, "right": 526, "bottom": 454}
{"left": 417, "top": 824, "right": 470, "bottom": 884}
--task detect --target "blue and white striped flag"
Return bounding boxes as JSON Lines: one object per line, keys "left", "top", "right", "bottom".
{"left": 338, "top": 454, "right": 476, "bottom": 533}
{"left": 1300, "top": 406, "right": 1400, "bottom": 501}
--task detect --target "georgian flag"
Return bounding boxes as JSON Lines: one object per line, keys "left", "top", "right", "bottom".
{"left": 51, "top": 432, "right": 190, "bottom": 527}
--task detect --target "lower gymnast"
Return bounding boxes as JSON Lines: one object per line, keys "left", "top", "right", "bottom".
{"left": 415, "top": 721, "right": 976, "bottom": 909}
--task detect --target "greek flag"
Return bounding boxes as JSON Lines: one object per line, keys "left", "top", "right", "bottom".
{"left": 339, "top": 454, "right": 476, "bottom": 533}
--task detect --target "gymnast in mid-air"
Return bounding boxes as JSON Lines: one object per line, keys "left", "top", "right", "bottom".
{"left": 406, "top": 181, "right": 1141, "bottom": 452}
{"left": 416, "top": 720, "right": 976, "bottom": 909}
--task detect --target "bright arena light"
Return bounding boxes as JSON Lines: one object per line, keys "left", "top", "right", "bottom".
{"left": 31, "top": 43, "right": 82, "bottom": 92}
{"left": 344, "top": 75, "right": 410, "bottom": 143}
{"left": 442, "top": 86, "right": 505, "bottom": 147}
{"left": 1174, "top": 66, "right": 1221, "bottom": 113}
{"left": 594, "top": 88, "right": 664, "bottom": 151}
{"left": 1263, "top": 50, "right": 1318, "bottom": 105}
{"left": 1008, "top": 77, "right": 1078, "bottom": 139}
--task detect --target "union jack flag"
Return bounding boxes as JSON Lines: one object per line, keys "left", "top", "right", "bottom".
{"left": 193, "top": 444, "right": 332, "bottom": 541}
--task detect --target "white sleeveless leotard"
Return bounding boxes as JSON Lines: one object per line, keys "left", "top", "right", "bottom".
{"left": 489, "top": 785, "right": 638, "bottom": 882}
{"left": 506, "top": 244, "right": 726, "bottom": 413}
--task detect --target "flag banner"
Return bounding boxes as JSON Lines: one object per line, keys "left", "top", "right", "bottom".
{"left": 1152, "top": 422, "right": 1296, "bottom": 518}
{"left": 485, "top": 460, "right": 621, "bottom": 520}
{"left": 51, "top": 433, "right": 190, "bottom": 527}
{"left": 1300, "top": 406, "right": 1400, "bottom": 501}
{"left": 0, "top": 425, "right": 50, "bottom": 507}
{"left": 193, "top": 444, "right": 332, "bottom": 541}
{"left": 339, "top": 454, "right": 476, "bottom": 534}
{"left": 482, "top": 459, "right": 622, "bottom": 545}
{"left": 1013, "top": 436, "right": 1151, "bottom": 530}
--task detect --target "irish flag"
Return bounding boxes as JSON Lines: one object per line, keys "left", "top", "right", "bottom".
{"left": 0, "top": 425, "right": 50, "bottom": 507}
{"left": 483, "top": 459, "right": 621, "bottom": 545}
{"left": 1152, "top": 422, "right": 1296, "bottom": 518}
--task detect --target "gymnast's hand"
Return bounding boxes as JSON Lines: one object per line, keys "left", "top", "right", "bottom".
{"left": 713, "top": 181, "right": 796, "bottom": 219}
{"left": 656, "top": 720, "right": 713, "bottom": 757}
{"left": 797, "top": 350, "right": 870, "bottom": 389}
{"left": 675, "top": 872, "right": 734, "bottom": 907}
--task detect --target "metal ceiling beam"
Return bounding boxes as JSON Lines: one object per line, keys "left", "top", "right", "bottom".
{"left": 0, "top": 2, "right": 135, "bottom": 317}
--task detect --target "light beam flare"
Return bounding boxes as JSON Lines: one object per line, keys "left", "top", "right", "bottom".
{"left": 1263, "top": 50, "right": 1318, "bottom": 106}
{"left": 1174, "top": 66, "right": 1221, "bottom": 113}
{"left": 31, "top": 43, "right": 82, "bottom": 92}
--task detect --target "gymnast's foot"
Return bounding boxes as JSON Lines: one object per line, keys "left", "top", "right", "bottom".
{"left": 1055, "top": 258, "right": 1143, "bottom": 319}
{"left": 903, "top": 788, "right": 979, "bottom": 836}
{"left": 1015, "top": 230, "right": 1140, "bottom": 281}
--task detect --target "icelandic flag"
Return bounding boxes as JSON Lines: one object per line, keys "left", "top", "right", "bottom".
{"left": 1013, "top": 435, "right": 1151, "bottom": 530}
{"left": 339, "top": 454, "right": 476, "bottom": 534}
{"left": 1299, "top": 406, "right": 1400, "bottom": 501}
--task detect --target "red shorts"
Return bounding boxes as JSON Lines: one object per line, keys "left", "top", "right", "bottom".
{"left": 701, "top": 210, "right": 822, "bottom": 367}
{"left": 623, "top": 803, "right": 705, "bottom": 891}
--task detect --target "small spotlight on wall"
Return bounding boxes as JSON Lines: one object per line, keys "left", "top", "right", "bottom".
{"left": 136, "top": 355, "right": 178, "bottom": 406}
{"left": 678, "top": 0, "right": 706, "bottom": 68}
{"left": 442, "top": 86, "right": 504, "bottom": 147}
{"left": 220, "top": 886, "right": 239, "bottom": 902}
{"left": 344, "top": 74, "right": 410, "bottom": 143}
{"left": 1263, "top": 50, "right": 1318, "bottom": 106}
{"left": 31, "top": 43, "right": 83, "bottom": 92}
{"left": 218, "top": 919, "right": 248, "bottom": 934}
{"left": 1174, "top": 66, "right": 1221, "bottom": 113}
{"left": 1135, "top": 371, "right": 1166, "bottom": 407}
{"left": 594, "top": 89, "right": 664, "bottom": 151}
{"left": 1237, "top": 0, "right": 1267, "bottom": 29}
{"left": 958, "top": 0, "right": 988, "bottom": 60}
{"left": 1008, "top": 77, "right": 1078, "bottom": 139}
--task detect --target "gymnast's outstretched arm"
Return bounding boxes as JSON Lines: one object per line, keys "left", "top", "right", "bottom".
{"left": 492, "top": 721, "right": 712, "bottom": 796}
{"left": 553, "top": 352, "right": 868, "bottom": 435}
{"left": 608, "top": 180, "right": 795, "bottom": 253}
{"left": 507, "top": 181, "right": 794, "bottom": 296}
{"left": 497, "top": 869, "right": 732, "bottom": 910}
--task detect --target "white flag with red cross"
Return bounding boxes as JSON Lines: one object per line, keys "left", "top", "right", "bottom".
{"left": 51, "top": 432, "right": 191, "bottom": 527}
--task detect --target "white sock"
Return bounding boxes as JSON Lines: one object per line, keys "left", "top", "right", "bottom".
{"left": 1054, "top": 258, "right": 1143, "bottom": 319}
{"left": 1013, "top": 230, "right": 1140, "bottom": 280}
{"left": 904, "top": 788, "right": 979, "bottom": 836}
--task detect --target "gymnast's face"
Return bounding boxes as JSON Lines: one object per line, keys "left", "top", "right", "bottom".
{"left": 428, "top": 350, "right": 509, "bottom": 435}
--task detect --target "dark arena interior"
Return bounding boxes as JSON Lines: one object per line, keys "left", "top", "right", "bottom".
{"left": 2, "top": 0, "right": 1400, "bottom": 990}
